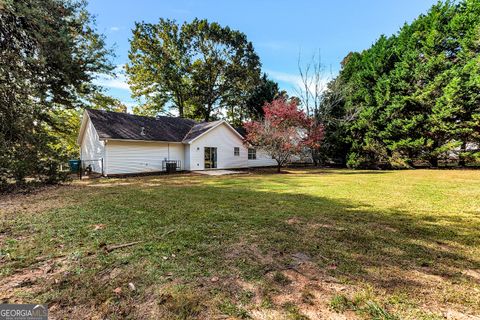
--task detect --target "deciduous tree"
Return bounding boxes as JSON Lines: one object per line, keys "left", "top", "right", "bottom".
{"left": 0, "top": 0, "right": 113, "bottom": 190}
{"left": 127, "top": 18, "right": 262, "bottom": 121}
{"left": 244, "top": 98, "right": 324, "bottom": 172}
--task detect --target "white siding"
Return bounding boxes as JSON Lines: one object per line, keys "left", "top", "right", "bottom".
{"left": 184, "top": 144, "right": 191, "bottom": 170}
{"left": 247, "top": 149, "right": 278, "bottom": 168}
{"left": 187, "top": 123, "right": 248, "bottom": 170}
{"left": 105, "top": 141, "right": 185, "bottom": 175}
{"left": 80, "top": 117, "right": 105, "bottom": 173}
{"left": 186, "top": 123, "right": 277, "bottom": 170}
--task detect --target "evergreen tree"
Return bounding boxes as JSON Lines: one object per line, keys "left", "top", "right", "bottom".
{"left": 0, "top": 0, "right": 112, "bottom": 190}
{"left": 321, "top": 0, "right": 480, "bottom": 168}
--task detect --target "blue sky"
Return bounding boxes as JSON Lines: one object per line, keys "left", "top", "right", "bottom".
{"left": 88, "top": 0, "right": 438, "bottom": 109}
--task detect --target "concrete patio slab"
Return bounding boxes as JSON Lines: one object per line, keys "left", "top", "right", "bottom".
{"left": 196, "top": 170, "right": 244, "bottom": 176}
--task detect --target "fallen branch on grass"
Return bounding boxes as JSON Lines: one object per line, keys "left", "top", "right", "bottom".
{"left": 34, "top": 254, "right": 67, "bottom": 262}
{"left": 104, "top": 241, "right": 143, "bottom": 253}
{"left": 102, "top": 229, "right": 172, "bottom": 253}
{"left": 35, "top": 250, "right": 95, "bottom": 263}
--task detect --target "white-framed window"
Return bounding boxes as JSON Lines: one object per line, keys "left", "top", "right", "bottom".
{"left": 248, "top": 148, "right": 256, "bottom": 160}
{"left": 234, "top": 147, "right": 240, "bottom": 156}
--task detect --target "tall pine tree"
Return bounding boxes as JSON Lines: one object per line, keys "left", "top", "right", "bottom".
{"left": 321, "top": 0, "right": 480, "bottom": 168}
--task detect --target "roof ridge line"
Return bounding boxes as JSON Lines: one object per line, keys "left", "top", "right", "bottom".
{"left": 85, "top": 108, "right": 199, "bottom": 142}
{"left": 182, "top": 123, "right": 197, "bottom": 142}
{"left": 86, "top": 108, "right": 200, "bottom": 123}
{"left": 182, "top": 120, "right": 226, "bottom": 143}
{"left": 181, "top": 119, "right": 220, "bottom": 141}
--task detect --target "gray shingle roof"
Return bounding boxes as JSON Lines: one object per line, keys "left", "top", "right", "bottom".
{"left": 182, "top": 120, "right": 223, "bottom": 143}
{"left": 234, "top": 126, "right": 247, "bottom": 138}
{"left": 86, "top": 109, "right": 197, "bottom": 142}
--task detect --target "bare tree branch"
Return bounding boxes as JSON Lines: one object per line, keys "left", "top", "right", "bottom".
{"left": 297, "top": 49, "right": 329, "bottom": 118}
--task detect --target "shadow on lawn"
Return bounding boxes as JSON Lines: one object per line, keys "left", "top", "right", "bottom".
{"left": 80, "top": 179, "right": 480, "bottom": 291}
{"left": 253, "top": 167, "right": 391, "bottom": 175}
{"left": 7, "top": 176, "right": 479, "bottom": 318}
{"left": 148, "top": 181, "right": 480, "bottom": 289}
{"left": 304, "top": 169, "right": 391, "bottom": 175}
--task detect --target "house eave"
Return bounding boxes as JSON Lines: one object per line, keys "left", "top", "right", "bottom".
{"left": 183, "top": 120, "right": 245, "bottom": 144}
{"left": 76, "top": 111, "right": 90, "bottom": 146}
{"left": 100, "top": 138, "right": 184, "bottom": 144}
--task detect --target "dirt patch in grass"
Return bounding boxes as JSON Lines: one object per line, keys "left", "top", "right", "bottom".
{"left": 226, "top": 241, "right": 359, "bottom": 319}
{"left": 226, "top": 241, "right": 276, "bottom": 264}
{"left": 442, "top": 310, "right": 480, "bottom": 320}
{"left": 462, "top": 269, "right": 480, "bottom": 283}
{"left": 278, "top": 253, "right": 358, "bottom": 319}
{"left": 0, "top": 184, "right": 80, "bottom": 216}
{"left": 233, "top": 252, "right": 359, "bottom": 319}
{"left": 0, "top": 256, "right": 70, "bottom": 303}
{"left": 286, "top": 217, "right": 303, "bottom": 225}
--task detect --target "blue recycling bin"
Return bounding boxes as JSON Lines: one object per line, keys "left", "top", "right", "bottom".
{"left": 68, "top": 160, "right": 81, "bottom": 173}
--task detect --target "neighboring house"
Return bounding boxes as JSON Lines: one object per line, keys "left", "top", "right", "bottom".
{"left": 77, "top": 109, "right": 277, "bottom": 175}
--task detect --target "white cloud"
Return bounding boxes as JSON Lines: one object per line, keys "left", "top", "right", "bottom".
{"left": 95, "top": 77, "right": 129, "bottom": 90}
{"left": 265, "top": 69, "right": 332, "bottom": 97}
{"left": 265, "top": 70, "right": 304, "bottom": 88}
{"left": 110, "top": 26, "right": 120, "bottom": 32}
{"left": 94, "top": 75, "right": 129, "bottom": 90}
{"left": 94, "top": 65, "right": 130, "bottom": 91}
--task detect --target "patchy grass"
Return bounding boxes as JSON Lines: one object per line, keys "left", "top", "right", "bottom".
{"left": 1, "top": 169, "right": 480, "bottom": 319}
{"left": 330, "top": 294, "right": 352, "bottom": 313}
{"left": 330, "top": 293, "right": 399, "bottom": 319}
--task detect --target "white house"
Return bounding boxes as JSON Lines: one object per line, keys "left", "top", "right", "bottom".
{"left": 77, "top": 109, "right": 277, "bottom": 175}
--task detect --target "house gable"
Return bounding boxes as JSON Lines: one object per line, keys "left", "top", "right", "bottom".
{"left": 77, "top": 111, "right": 92, "bottom": 146}
{"left": 186, "top": 122, "right": 247, "bottom": 170}
{"left": 78, "top": 112, "right": 105, "bottom": 173}
{"left": 183, "top": 120, "right": 245, "bottom": 144}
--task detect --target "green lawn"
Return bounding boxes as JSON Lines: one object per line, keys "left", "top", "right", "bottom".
{"left": 1, "top": 169, "right": 479, "bottom": 319}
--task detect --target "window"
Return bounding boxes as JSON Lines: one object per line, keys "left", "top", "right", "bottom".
{"left": 248, "top": 148, "right": 256, "bottom": 160}
{"left": 234, "top": 147, "right": 240, "bottom": 156}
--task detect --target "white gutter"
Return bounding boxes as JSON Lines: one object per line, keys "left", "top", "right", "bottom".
{"left": 183, "top": 120, "right": 245, "bottom": 144}
{"left": 100, "top": 138, "right": 184, "bottom": 144}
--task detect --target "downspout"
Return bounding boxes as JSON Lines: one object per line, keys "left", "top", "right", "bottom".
{"left": 103, "top": 140, "right": 108, "bottom": 177}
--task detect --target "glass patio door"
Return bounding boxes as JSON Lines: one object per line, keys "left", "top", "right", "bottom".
{"left": 204, "top": 147, "right": 217, "bottom": 169}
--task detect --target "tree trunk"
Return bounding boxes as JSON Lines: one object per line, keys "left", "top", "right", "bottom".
{"left": 430, "top": 140, "right": 439, "bottom": 168}
{"left": 177, "top": 96, "right": 184, "bottom": 117}
{"left": 459, "top": 141, "right": 467, "bottom": 167}
{"left": 277, "top": 163, "right": 281, "bottom": 173}
{"left": 205, "top": 103, "right": 212, "bottom": 122}
{"left": 311, "top": 149, "right": 318, "bottom": 167}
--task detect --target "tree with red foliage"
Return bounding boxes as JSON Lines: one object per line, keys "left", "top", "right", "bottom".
{"left": 244, "top": 98, "right": 324, "bottom": 172}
